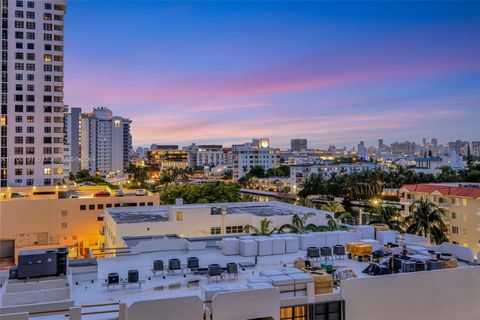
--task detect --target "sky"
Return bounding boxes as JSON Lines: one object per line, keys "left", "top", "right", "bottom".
{"left": 64, "top": 1, "right": 480, "bottom": 149}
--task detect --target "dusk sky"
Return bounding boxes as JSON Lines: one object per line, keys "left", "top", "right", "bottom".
{"left": 64, "top": 1, "right": 480, "bottom": 149}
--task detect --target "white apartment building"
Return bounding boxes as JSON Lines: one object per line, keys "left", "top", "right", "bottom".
{"left": 232, "top": 138, "right": 280, "bottom": 179}
{"left": 1, "top": 0, "right": 67, "bottom": 186}
{"left": 186, "top": 145, "right": 225, "bottom": 168}
{"left": 471, "top": 141, "right": 480, "bottom": 157}
{"left": 79, "top": 107, "right": 132, "bottom": 176}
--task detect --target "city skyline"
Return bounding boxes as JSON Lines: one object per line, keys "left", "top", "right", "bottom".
{"left": 64, "top": 1, "right": 480, "bottom": 148}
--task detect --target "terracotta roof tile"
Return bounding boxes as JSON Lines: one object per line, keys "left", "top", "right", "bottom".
{"left": 401, "top": 184, "right": 480, "bottom": 199}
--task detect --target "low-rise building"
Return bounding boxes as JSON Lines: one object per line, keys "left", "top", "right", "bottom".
{"left": 0, "top": 185, "right": 159, "bottom": 262}
{"left": 147, "top": 148, "right": 189, "bottom": 172}
{"left": 232, "top": 139, "right": 280, "bottom": 179}
{"left": 399, "top": 183, "right": 480, "bottom": 252}
{"left": 103, "top": 201, "right": 330, "bottom": 249}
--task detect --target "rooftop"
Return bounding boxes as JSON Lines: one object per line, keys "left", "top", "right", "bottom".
{"left": 107, "top": 201, "right": 326, "bottom": 224}
{"left": 401, "top": 183, "right": 480, "bottom": 199}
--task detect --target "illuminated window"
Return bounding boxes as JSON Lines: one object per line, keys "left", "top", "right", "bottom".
{"left": 176, "top": 211, "right": 183, "bottom": 221}
{"left": 44, "top": 54, "right": 52, "bottom": 62}
{"left": 43, "top": 167, "right": 52, "bottom": 175}
{"left": 114, "top": 119, "right": 121, "bottom": 127}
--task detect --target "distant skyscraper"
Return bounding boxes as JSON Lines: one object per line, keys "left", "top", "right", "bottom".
{"left": 378, "top": 139, "right": 384, "bottom": 150}
{"left": 291, "top": 139, "right": 307, "bottom": 152}
{"left": 357, "top": 141, "right": 367, "bottom": 156}
{"left": 1, "top": 0, "right": 67, "bottom": 186}
{"left": 79, "top": 107, "right": 132, "bottom": 175}
{"left": 431, "top": 138, "right": 438, "bottom": 147}
{"left": 422, "top": 137, "right": 427, "bottom": 146}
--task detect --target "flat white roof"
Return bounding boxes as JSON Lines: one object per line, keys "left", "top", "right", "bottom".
{"left": 107, "top": 201, "right": 331, "bottom": 224}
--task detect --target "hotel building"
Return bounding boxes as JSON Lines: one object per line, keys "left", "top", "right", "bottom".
{"left": 399, "top": 183, "right": 480, "bottom": 252}
{"left": 79, "top": 107, "right": 132, "bottom": 176}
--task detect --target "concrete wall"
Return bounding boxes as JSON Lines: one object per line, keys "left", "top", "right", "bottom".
{"left": 0, "top": 313, "right": 28, "bottom": 320}
{"left": 212, "top": 288, "right": 280, "bottom": 320}
{"left": 126, "top": 295, "right": 204, "bottom": 320}
{"left": 341, "top": 266, "right": 480, "bottom": 320}
{"left": 6, "top": 278, "right": 67, "bottom": 293}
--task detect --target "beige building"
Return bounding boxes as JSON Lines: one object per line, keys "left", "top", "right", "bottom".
{"left": 399, "top": 183, "right": 480, "bottom": 252}
{"left": 147, "top": 149, "right": 188, "bottom": 174}
{"left": 0, "top": 185, "right": 158, "bottom": 262}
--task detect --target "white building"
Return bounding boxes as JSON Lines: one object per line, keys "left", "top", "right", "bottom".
{"left": 289, "top": 162, "right": 384, "bottom": 193}
{"left": 184, "top": 144, "right": 225, "bottom": 168}
{"left": 79, "top": 107, "right": 132, "bottom": 176}
{"left": 1, "top": 0, "right": 67, "bottom": 186}
{"left": 470, "top": 141, "right": 480, "bottom": 157}
{"left": 232, "top": 139, "right": 280, "bottom": 179}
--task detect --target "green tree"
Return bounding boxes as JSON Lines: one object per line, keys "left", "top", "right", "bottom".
{"left": 405, "top": 199, "right": 448, "bottom": 244}
{"left": 244, "top": 218, "right": 278, "bottom": 236}
{"left": 296, "top": 197, "right": 314, "bottom": 208}
{"left": 279, "top": 213, "right": 318, "bottom": 234}
{"left": 159, "top": 181, "right": 241, "bottom": 205}
{"left": 368, "top": 206, "right": 404, "bottom": 232}
{"left": 247, "top": 165, "right": 266, "bottom": 178}
{"left": 321, "top": 201, "right": 345, "bottom": 214}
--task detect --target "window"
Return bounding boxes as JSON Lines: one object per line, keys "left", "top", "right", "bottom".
{"left": 97, "top": 216, "right": 104, "bottom": 222}
{"left": 61, "top": 210, "right": 67, "bottom": 217}
{"left": 452, "top": 226, "right": 459, "bottom": 234}
{"left": 80, "top": 205, "right": 86, "bottom": 210}
{"left": 43, "top": 167, "right": 51, "bottom": 175}
{"left": 226, "top": 226, "right": 243, "bottom": 234}
{"left": 61, "top": 222, "right": 67, "bottom": 229}
{"left": 98, "top": 204, "right": 104, "bottom": 210}
{"left": 210, "top": 227, "right": 221, "bottom": 235}
{"left": 148, "top": 202, "right": 153, "bottom": 206}
{"left": 106, "top": 203, "right": 112, "bottom": 208}
{"left": 176, "top": 211, "right": 183, "bottom": 221}
{"left": 89, "top": 204, "right": 95, "bottom": 210}
{"left": 452, "top": 212, "right": 457, "bottom": 219}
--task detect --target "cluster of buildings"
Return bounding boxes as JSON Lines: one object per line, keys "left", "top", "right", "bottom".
{"left": 1, "top": 196, "right": 479, "bottom": 319}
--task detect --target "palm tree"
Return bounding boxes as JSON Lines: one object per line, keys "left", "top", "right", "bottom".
{"left": 368, "top": 206, "right": 404, "bottom": 232}
{"left": 335, "top": 211, "right": 353, "bottom": 224}
{"left": 321, "top": 201, "right": 351, "bottom": 224}
{"left": 321, "top": 201, "right": 345, "bottom": 214}
{"left": 279, "top": 213, "right": 318, "bottom": 234}
{"left": 296, "top": 197, "right": 314, "bottom": 208}
{"left": 316, "top": 214, "right": 340, "bottom": 231}
{"left": 244, "top": 218, "right": 278, "bottom": 236}
{"left": 405, "top": 199, "right": 448, "bottom": 244}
